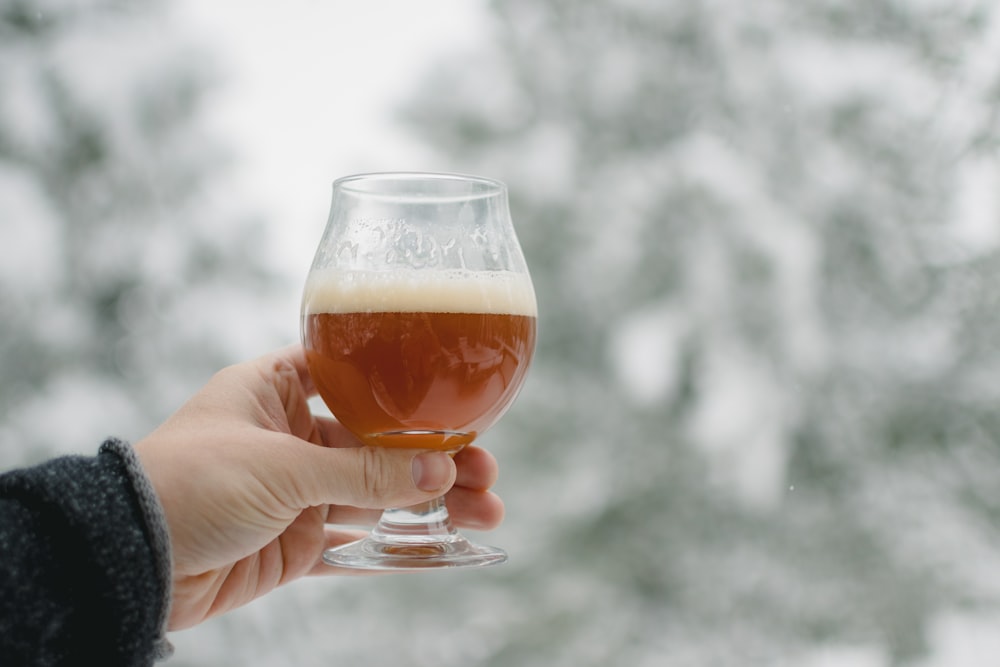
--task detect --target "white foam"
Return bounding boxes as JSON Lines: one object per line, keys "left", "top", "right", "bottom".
{"left": 303, "top": 268, "right": 538, "bottom": 315}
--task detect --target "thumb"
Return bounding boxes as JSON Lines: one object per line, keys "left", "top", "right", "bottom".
{"left": 276, "top": 440, "right": 457, "bottom": 510}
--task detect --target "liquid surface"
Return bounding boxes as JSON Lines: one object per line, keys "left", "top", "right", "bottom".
{"left": 302, "top": 269, "right": 538, "bottom": 316}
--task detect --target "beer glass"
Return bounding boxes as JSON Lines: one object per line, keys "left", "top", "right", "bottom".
{"left": 301, "top": 172, "right": 537, "bottom": 570}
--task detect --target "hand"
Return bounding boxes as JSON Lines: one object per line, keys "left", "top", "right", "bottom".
{"left": 134, "top": 345, "right": 504, "bottom": 630}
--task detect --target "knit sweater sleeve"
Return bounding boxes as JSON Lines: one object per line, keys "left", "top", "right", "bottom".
{"left": 0, "top": 438, "right": 173, "bottom": 666}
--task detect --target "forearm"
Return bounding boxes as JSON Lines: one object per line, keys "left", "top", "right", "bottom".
{"left": 0, "top": 439, "right": 172, "bottom": 666}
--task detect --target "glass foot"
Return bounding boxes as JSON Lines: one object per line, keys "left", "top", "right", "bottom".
{"left": 324, "top": 495, "right": 508, "bottom": 570}
{"left": 322, "top": 534, "right": 508, "bottom": 570}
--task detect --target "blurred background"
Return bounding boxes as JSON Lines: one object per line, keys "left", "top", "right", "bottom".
{"left": 3, "top": 0, "right": 1000, "bottom": 665}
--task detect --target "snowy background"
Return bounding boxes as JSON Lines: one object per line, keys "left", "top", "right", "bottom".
{"left": 3, "top": 0, "right": 1000, "bottom": 665}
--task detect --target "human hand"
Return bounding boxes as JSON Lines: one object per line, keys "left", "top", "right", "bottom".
{"left": 134, "top": 345, "right": 504, "bottom": 630}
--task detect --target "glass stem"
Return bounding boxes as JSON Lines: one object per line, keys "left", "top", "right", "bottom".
{"left": 370, "top": 496, "right": 461, "bottom": 544}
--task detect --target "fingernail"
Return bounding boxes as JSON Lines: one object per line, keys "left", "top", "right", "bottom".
{"left": 412, "top": 452, "right": 451, "bottom": 491}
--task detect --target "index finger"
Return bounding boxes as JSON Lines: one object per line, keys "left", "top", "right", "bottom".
{"left": 258, "top": 343, "right": 317, "bottom": 398}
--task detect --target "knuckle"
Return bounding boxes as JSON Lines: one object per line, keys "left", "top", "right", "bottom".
{"left": 255, "top": 356, "right": 295, "bottom": 392}
{"left": 358, "top": 447, "right": 394, "bottom": 503}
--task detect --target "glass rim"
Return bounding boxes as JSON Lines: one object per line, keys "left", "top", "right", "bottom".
{"left": 331, "top": 171, "right": 507, "bottom": 202}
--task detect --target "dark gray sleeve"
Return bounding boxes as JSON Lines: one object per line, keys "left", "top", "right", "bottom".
{"left": 0, "top": 438, "right": 173, "bottom": 666}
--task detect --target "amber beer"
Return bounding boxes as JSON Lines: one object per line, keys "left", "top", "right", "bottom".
{"left": 302, "top": 269, "right": 537, "bottom": 450}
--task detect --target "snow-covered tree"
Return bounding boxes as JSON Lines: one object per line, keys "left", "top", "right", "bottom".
{"left": 393, "top": 0, "right": 1000, "bottom": 664}
{"left": 0, "top": 0, "right": 285, "bottom": 463}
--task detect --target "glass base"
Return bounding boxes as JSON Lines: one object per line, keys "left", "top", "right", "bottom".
{"left": 322, "top": 496, "right": 507, "bottom": 571}
{"left": 322, "top": 534, "right": 508, "bottom": 570}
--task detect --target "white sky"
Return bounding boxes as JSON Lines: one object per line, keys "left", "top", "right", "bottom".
{"left": 174, "top": 0, "right": 490, "bottom": 282}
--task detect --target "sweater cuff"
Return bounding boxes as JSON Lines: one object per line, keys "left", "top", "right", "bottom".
{"left": 100, "top": 438, "right": 174, "bottom": 661}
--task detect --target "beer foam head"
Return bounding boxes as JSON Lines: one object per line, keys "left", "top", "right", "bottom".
{"left": 303, "top": 268, "right": 538, "bottom": 316}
